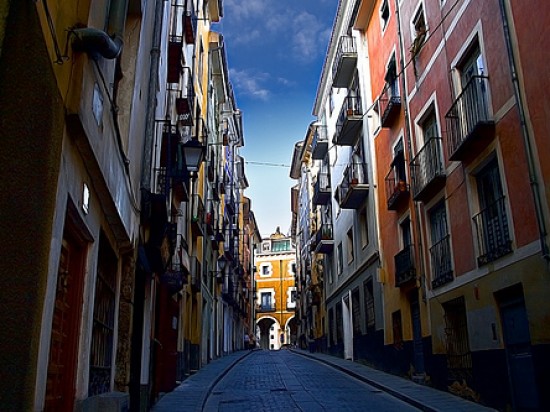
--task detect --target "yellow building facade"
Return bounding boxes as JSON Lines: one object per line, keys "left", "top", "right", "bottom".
{"left": 254, "top": 229, "right": 298, "bottom": 349}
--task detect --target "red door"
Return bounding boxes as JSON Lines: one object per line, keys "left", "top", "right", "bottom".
{"left": 45, "top": 231, "right": 86, "bottom": 411}
{"left": 153, "top": 285, "right": 180, "bottom": 396}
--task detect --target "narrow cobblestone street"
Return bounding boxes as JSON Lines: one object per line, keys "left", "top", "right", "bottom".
{"left": 204, "top": 350, "right": 419, "bottom": 411}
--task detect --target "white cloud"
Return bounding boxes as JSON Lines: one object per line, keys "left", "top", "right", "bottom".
{"left": 229, "top": 68, "right": 271, "bottom": 101}
{"left": 290, "top": 11, "right": 327, "bottom": 63}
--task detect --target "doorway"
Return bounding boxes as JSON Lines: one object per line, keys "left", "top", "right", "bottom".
{"left": 497, "top": 285, "right": 539, "bottom": 411}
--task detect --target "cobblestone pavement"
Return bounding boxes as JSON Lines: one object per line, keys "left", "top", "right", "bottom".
{"left": 203, "top": 350, "right": 420, "bottom": 411}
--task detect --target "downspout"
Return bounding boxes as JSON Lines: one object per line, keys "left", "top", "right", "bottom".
{"left": 71, "top": 0, "right": 130, "bottom": 59}
{"left": 141, "top": 0, "right": 165, "bottom": 192}
{"left": 394, "top": 0, "right": 427, "bottom": 299}
{"left": 498, "top": 0, "right": 550, "bottom": 261}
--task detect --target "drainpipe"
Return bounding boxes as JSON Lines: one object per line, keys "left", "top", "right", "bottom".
{"left": 498, "top": 0, "right": 550, "bottom": 261}
{"left": 141, "top": 0, "right": 165, "bottom": 192}
{"left": 71, "top": 0, "right": 130, "bottom": 59}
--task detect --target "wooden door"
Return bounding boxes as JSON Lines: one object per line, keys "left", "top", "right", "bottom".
{"left": 45, "top": 235, "right": 86, "bottom": 411}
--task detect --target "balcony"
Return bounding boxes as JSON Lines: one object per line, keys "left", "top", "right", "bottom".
{"left": 334, "top": 95, "right": 362, "bottom": 146}
{"left": 445, "top": 75, "right": 495, "bottom": 161}
{"left": 385, "top": 152, "right": 409, "bottom": 210}
{"left": 257, "top": 304, "right": 276, "bottom": 313}
{"left": 191, "top": 194, "right": 204, "bottom": 237}
{"left": 314, "top": 223, "right": 334, "bottom": 254}
{"left": 332, "top": 36, "right": 357, "bottom": 88}
{"left": 430, "top": 235, "right": 453, "bottom": 289}
{"left": 410, "top": 136, "right": 446, "bottom": 202}
{"left": 337, "top": 160, "right": 369, "bottom": 209}
{"left": 175, "top": 68, "right": 194, "bottom": 126}
{"left": 311, "top": 125, "right": 328, "bottom": 160}
{"left": 473, "top": 197, "right": 512, "bottom": 266}
{"left": 395, "top": 245, "right": 416, "bottom": 287}
{"left": 312, "top": 169, "right": 331, "bottom": 206}
{"left": 379, "top": 85, "right": 401, "bottom": 128}
{"left": 205, "top": 210, "right": 214, "bottom": 236}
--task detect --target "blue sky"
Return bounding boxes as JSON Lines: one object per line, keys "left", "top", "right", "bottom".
{"left": 214, "top": 0, "right": 338, "bottom": 238}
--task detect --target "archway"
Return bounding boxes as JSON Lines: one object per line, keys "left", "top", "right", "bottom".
{"left": 256, "top": 316, "right": 280, "bottom": 350}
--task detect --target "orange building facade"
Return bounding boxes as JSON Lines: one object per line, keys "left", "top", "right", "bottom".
{"left": 254, "top": 229, "right": 298, "bottom": 350}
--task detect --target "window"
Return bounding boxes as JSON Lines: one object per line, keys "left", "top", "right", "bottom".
{"left": 89, "top": 233, "right": 117, "bottom": 396}
{"left": 392, "top": 139, "right": 407, "bottom": 185}
{"left": 410, "top": 4, "right": 427, "bottom": 56}
{"left": 474, "top": 157, "right": 512, "bottom": 265}
{"left": 346, "top": 229, "right": 354, "bottom": 263}
{"left": 262, "top": 241, "right": 270, "bottom": 252}
{"left": 329, "top": 87, "right": 335, "bottom": 115}
{"left": 380, "top": 0, "right": 390, "bottom": 31}
{"left": 287, "top": 288, "right": 297, "bottom": 309}
{"left": 337, "top": 242, "right": 343, "bottom": 275}
{"left": 272, "top": 239, "right": 291, "bottom": 252}
{"left": 400, "top": 217, "right": 412, "bottom": 250}
{"left": 326, "top": 253, "right": 334, "bottom": 284}
{"left": 260, "top": 263, "right": 272, "bottom": 277}
{"left": 459, "top": 40, "right": 484, "bottom": 87}
{"left": 363, "top": 279, "right": 375, "bottom": 331}
{"left": 385, "top": 55, "right": 399, "bottom": 98}
{"left": 421, "top": 110, "right": 438, "bottom": 142}
{"left": 261, "top": 292, "right": 273, "bottom": 310}
{"left": 359, "top": 206, "right": 369, "bottom": 248}
{"left": 429, "top": 201, "right": 453, "bottom": 288}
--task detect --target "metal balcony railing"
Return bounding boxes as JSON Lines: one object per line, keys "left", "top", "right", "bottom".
{"left": 379, "top": 84, "right": 401, "bottom": 127}
{"left": 395, "top": 244, "right": 416, "bottom": 287}
{"left": 445, "top": 75, "right": 494, "bottom": 161}
{"left": 312, "top": 169, "right": 331, "bottom": 206}
{"left": 311, "top": 125, "right": 328, "bottom": 160}
{"left": 385, "top": 173, "right": 409, "bottom": 211}
{"left": 332, "top": 36, "right": 357, "bottom": 88}
{"left": 473, "top": 197, "right": 512, "bottom": 266}
{"left": 430, "top": 235, "right": 453, "bottom": 288}
{"left": 410, "top": 136, "right": 446, "bottom": 202}
{"left": 337, "top": 159, "right": 369, "bottom": 209}
{"left": 191, "top": 193, "right": 204, "bottom": 237}
{"left": 334, "top": 95, "right": 362, "bottom": 146}
{"left": 314, "top": 223, "right": 334, "bottom": 254}
{"left": 257, "top": 304, "right": 276, "bottom": 313}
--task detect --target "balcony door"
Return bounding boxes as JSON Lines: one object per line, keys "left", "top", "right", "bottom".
{"left": 261, "top": 292, "right": 272, "bottom": 311}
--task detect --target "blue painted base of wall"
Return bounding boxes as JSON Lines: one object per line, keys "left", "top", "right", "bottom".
{"left": 319, "top": 334, "right": 550, "bottom": 411}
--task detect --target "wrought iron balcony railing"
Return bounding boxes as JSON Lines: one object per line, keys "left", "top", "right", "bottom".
{"left": 385, "top": 173, "right": 409, "bottom": 211}
{"left": 379, "top": 85, "right": 401, "bottom": 128}
{"left": 257, "top": 304, "right": 276, "bottom": 313}
{"left": 311, "top": 125, "right": 329, "bottom": 160}
{"left": 445, "top": 75, "right": 494, "bottom": 161}
{"left": 410, "top": 136, "right": 446, "bottom": 202}
{"left": 337, "top": 160, "right": 369, "bottom": 209}
{"left": 314, "top": 223, "right": 334, "bottom": 254}
{"left": 312, "top": 169, "right": 331, "bottom": 206}
{"left": 191, "top": 193, "right": 204, "bottom": 237}
{"left": 334, "top": 95, "right": 362, "bottom": 146}
{"left": 473, "top": 197, "right": 512, "bottom": 266}
{"left": 430, "top": 235, "right": 453, "bottom": 288}
{"left": 332, "top": 36, "right": 357, "bottom": 88}
{"left": 395, "top": 244, "right": 416, "bottom": 287}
